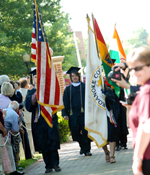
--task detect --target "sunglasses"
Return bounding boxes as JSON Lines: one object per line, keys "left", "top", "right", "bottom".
{"left": 129, "top": 64, "right": 150, "bottom": 72}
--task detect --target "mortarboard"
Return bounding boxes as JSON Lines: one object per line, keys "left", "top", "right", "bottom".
{"left": 66, "top": 67, "right": 80, "bottom": 74}
{"left": 28, "top": 69, "right": 36, "bottom": 76}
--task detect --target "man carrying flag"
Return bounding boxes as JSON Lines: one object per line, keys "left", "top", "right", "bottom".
{"left": 25, "top": 0, "right": 63, "bottom": 173}
{"left": 87, "top": 15, "right": 121, "bottom": 163}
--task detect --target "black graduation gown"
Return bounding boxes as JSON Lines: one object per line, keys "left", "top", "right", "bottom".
{"left": 118, "top": 88, "right": 129, "bottom": 136}
{"left": 105, "top": 87, "right": 119, "bottom": 142}
{"left": 25, "top": 88, "right": 60, "bottom": 153}
{"left": 10, "top": 91, "right": 23, "bottom": 103}
{"left": 62, "top": 82, "right": 90, "bottom": 143}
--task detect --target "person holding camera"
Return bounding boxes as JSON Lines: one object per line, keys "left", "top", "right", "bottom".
{"left": 111, "top": 63, "right": 140, "bottom": 93}
{"left": 126, "top": 46, "right": 150, "bottom": 175}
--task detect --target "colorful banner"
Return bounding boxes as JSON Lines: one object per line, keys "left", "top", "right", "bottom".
{"left": 93, "top": 18, "right": 120, "bottom": 97}
{"left": 85, "top": 17, "right": 107, "bottom": 148}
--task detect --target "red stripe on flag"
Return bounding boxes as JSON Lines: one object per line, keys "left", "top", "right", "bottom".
{"left": 54, "top": 78, "right": 60, "bottom": 105}
{"left": 51, "top": 107, "right": 57, "bottom": 111}
{"left": 32, "top": 43, "right": 36, "bottom": 49}
{"left": 31, "top": 54, "right": 36, "bottom": 60}
{"left": 37, "top": 41, "right": 41, "bottom": 100}
{"left": 32, "top": 32, "right": 35, "bottom": 39}
{"left": 41, "top": 106, "right": 52, "bottom": 124}
{"left": 44, "top": 43, "right": 51, "bottom": 104}
{"left": 94, "top": 19, "right": 106, "bottom": 45}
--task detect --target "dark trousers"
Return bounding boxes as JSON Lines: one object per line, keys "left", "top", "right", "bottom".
{"left": 116, "top": 134, "right": 127, "bottom": 147}
{"left": 142, "top": 159, "right": 150, "bottom": 175}
{"left": 71, "top": 121, "right": 91, "bottom": 153}
{"left": 21, "top": 121, "right": 32, "bottom": 159}
{"left": 79, "top": 141, "right": 91, "bottom": 153}
{"left": 42, "top": 150, "right": 59, "bottom": 169}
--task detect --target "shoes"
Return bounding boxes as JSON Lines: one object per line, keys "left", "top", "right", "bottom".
{"left": 105, "top": 150, "right": 110, "bottom": 162}
{"left": 45, "top": 168, "right": 52, "bottom": 173}
{"left": 84, "top": 152, "right": 92, "bottom": 156}
{"left": 122, "top": 146, "right": 128, "bottom": 150}
{"left": 115, "top": 146, "right": 120, "bottom": 151}
{"left": 110, "top": 156, "right": 116, "bottom": 163}
{"left": 80, "top": 149, "right": 84, "bottom": 155}
{"left": 53, "top": 165, "right": 61, "bottom": 172}
{"left": 10, "top": 171, "right": 25, "bottom": 175}
{"left": 16, "top": 166, "right": 23, "bottom": 171}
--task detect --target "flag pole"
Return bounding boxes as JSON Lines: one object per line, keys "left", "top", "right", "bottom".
{"left": 73, "top": 30, "right": 83, "bottom": 80}
{"left": 86, "top": 14, "right": 90, "bottom": 32}
{"left": 91, "top": 13, "right": 100, "bottom": 59}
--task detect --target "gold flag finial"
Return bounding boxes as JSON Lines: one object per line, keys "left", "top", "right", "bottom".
{"left": 86, "top": 14, "right": 90, "bottom": 24}
{"left": 86, "top": 14, "right": 94, "bottom": 34}
{"left": 114, "top": 23, "right": 116, "bottom": 28}
{"left": 86, "top": 14, "right": 90, "bottom": 33}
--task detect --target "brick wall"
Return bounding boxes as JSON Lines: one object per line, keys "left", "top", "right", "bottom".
{"left": 52, "top": 56, "right": 65, "bottom": 95}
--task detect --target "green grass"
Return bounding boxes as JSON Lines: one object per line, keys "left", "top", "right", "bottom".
{"left": 19, "top": 154, "right": 42, "bottom": 169}
{"left": 6, "top": 154, "right": 42, "bottom": 175}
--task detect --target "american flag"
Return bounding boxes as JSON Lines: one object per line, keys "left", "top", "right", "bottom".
{"left": 31, "top": 0, "right": 64, "bottom": 127}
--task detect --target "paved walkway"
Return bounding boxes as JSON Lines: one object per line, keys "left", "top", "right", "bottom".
{"left": 24, "top": 129, "right": 133, "bottom": 175}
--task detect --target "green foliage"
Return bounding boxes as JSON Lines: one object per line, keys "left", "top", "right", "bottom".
{"left": 0, "top": 0, "right": 78, "bottom": 78}
{"left": 123, "top": 28, "right": 149, "bottom": 56}
{"left": 81, "top": 59, "right": 86, "bottom": 68}
{"left": 57, "top": 112, "right": 70, "bottom": 143}
{"left": 126, "top": 28, "right": 148, "bottom": 48}
{"left": 83, "top": 37, "right": 87, "bottom": 56}
{"left": 19, "top": 154, "right": 42, "bottom": 169}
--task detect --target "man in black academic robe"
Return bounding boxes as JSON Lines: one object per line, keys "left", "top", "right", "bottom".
{"left": 25, "top": 69, "right": 61, "bottom": 173}
{"left": 62, "top": 67, "right": 92, "bottom": 156}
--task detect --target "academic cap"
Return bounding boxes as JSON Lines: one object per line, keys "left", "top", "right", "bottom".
{"left": 66, "top": 67, "right": 81, "bottom": 74}
{"left": 28, "top": 69, "right": 36, "bottom": 76}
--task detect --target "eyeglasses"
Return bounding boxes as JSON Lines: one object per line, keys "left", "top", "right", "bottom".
{"left": 129, "top": 64, "right": 150, "bottom": 72}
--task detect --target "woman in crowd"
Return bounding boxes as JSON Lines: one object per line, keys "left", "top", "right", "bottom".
{"left": 0, "top": 82, "right": 24, "bottom": 174}
{"left": 126, "top": 47, "right": 150, "bottom": 175}
{"left": 0, "top": 75, "right": 10, "bottom": 93}
{"left": 62, "top": 67, "right": 92, "bottom": 156}
{"left": 0, "top": 82, "right": 13, "bottom": 109}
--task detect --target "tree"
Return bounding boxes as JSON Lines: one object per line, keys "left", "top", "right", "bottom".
{"left": 0, "top": 0, "right": 78, "bottom": 78}
{"left": 123, "top": 28, "right": 149, "bottom": 56}
{"left": 127, "top": 28, "right": 148, "bottom": 47}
